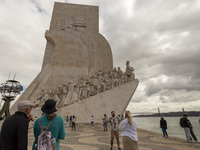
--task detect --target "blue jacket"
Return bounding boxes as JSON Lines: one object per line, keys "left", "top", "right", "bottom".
{"left": 32, "top": 114, "right": 66, "bottom": 150}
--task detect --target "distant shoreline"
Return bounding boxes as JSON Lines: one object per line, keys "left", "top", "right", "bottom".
{"left": 134, "top": 111, "right": 200, "bottom": 117}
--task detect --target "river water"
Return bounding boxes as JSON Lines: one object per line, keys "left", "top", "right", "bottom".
{"left": 133, "top": 117, "right": 200, "bottom": 139}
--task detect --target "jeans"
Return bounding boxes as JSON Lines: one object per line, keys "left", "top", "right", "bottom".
{"left": 190, "top": 128, "right": 197, "bottom": 141}
{"left": 161, "top": 128, "right": 168, "bottom": 137}
{"left": 104, "top": 122, "right": 107, "bottom": 131}
{"left": 184, "top": 127, "right": 192, "bottom": 142}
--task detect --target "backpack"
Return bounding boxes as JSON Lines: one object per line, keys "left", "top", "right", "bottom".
{"left": 36, "top": 119, "right": 56, "bottom": 150}
{"left": 180, "top": 118, "right": 185, "bottom": 127}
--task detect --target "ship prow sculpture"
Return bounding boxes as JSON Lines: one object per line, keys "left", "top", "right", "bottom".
{"left": 11, "top": 2, "right": 139, "bottom": 123}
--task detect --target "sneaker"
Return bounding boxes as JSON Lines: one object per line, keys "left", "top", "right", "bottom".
{"left": 118, "top": 148, "right": 121, "bottom": 150}
{"left": 110, "top": 147, "right": 112, "bottom": 150}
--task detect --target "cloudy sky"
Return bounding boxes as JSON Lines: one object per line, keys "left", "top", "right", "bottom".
{"left": 0, "top": 0, "right": 200, "bottom": 114}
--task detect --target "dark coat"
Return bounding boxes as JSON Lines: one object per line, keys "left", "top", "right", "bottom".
{"left": 160, "top": 119, "right": 167, "bottom": 129}
{"left": 0, "top": 112, "right": 29, "bottom": 150}
{"left": 180, "top": 117, "right": 192, "bottom": 128}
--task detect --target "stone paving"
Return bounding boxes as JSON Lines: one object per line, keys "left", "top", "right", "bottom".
{"left": 27, "top": 123, "right": 200, "bottom": 150}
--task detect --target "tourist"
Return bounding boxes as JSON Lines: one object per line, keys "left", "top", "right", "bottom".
{"left": 119, "top": 110, "right": 138, "bottom": 150}
{"left": 69, "top": 115, "right": 72, "bottom": 127}
{"left": 118, "top": 115, "right": 122, "bottom": 122}
{"left": 90, "top": 115, "right": 94, "bottom": 127}
{"left": 66, "top": 116, "right": 69, "bottom": 127}
{"left": 109, "top": 111, "right": 121, "bottom": 150}
{"left": 103, "top": 114, "right": 108, "bottom": 131}
{"left": 160, "top": 116, "right": 168, "bottom": 137}
{"left": 72, "top": 115, "right": 76, "bottom": 130}
{"left": 32, "top": 99, "right": 66, "bottom": 150}
{"left": 180, "top": 114, "right": 198, "bottom": 142}
{"left": 0, "top": 100, "right": 34, "bottom": 150}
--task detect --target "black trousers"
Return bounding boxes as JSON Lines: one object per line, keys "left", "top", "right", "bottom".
{"left": 72, "top": 122, "right": 76, "bottom": 130}
{"left": 190, "top": 128, "right": 197, "bottom": 141}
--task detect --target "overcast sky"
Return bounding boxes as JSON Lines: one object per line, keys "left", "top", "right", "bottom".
{"left": 0, "top": 0, "right": 200, "bottom": 114}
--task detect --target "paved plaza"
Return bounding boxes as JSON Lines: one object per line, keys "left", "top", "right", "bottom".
{"left": 27, "top": 123, "right": 200, "bottom": 150}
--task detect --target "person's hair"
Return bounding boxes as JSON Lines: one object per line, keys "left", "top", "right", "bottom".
{"left": 125, "top": 110, "right": 132, "bottom": 125}
{"left": 47, "top": 113, "right": 57, "bottom": 120}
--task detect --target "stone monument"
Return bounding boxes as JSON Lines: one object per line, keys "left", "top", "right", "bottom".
{"left": 11, "top": 2, "right": 139, "bottom": 123}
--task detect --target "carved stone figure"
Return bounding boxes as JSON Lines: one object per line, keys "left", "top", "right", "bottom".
{"left": 35, "top": 89, "right": 45, "bottom": 107}
{"left": 70, "top": 84, "right": 80, "bottom": 104}
{"left": 59, "top": 84, "right": 68, "bottom": 107}
{"left": 117, "top": 67, "right": 125, "bottom": 85}
{"left": 51, "top": 87, "right": 61, "bottom": 109}
{"left": 111, "top": 67, "right": 119, "bottom": 87}
{"left": 35, "top": 89, "right": 51, "bottom": 107}
{"left": 63, "top": 82, "right": 74, "bottom": 106}
{"left": 125, "top": 60, "right": 135, "bottom": 82}
{"left": 80, "top": 82, "right": 90, "bottom": 99}
{"left": 89, "top": 74, "right": 100, "bottom": 95}
{"left": 98, "top": 75, "right": 106, "bottom": 92}
{"left": 103, "top": 70, "right": 112, "bottom": 90}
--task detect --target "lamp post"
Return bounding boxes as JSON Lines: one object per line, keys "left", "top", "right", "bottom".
{"left": 0, "top": 80, "right": 23, "bottom": 118}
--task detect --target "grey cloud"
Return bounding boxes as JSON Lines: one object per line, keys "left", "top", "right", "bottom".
{"left": 159, "top": 89, "right": 200, "bottom": 103}
{"left": 145, "top": 75, "right": 200, "bottom": 96}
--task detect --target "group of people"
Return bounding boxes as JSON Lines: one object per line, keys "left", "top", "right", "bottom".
{"left": 87, "top": 111, "right": 138, "bottom": 150}
{"left": 65, "top": 115, "right": 77, "bottom": 130}
{"left": 160, "top": 114, "right": 199, "bottom": 143}
{"left": 101, "top": 111, "right": 138, "bottom": 150}
{"left": 180, "top": 114, "right": 198, "bottom": 142}
{"left": 2, "top": 98, "right": 198, "bottom": 150}
{"left": 0, "top": 99, "right": 138, "bottom": 150}
{"left": 0, "top": 99, "right": 66, "bottom": 150}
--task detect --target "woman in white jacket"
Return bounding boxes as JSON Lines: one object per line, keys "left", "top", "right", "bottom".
{"left": 119, "top": 110, "right": 138, "bottom": 150}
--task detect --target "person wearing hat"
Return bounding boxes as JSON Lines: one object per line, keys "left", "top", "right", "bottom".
{"left": 180, "top": 114, "right": 198, "bottom": 143}
{"left": 32, "top": 99, "right": 66, "bottom": 150}
{"left": 109, "top": 111, "right": 121, "bottom": 150}
{"left": 0, "top": 100, "right": 34, "bottom": 150}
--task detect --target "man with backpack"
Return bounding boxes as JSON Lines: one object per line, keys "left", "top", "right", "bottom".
{"left": 180, "top": 114, "right": 198, "bottom": 143}
{"left": 32, "top": 99, "right": 66, "bottom": 150}
{"left": 109, "top": 111, "right": 121, "bottom": 150}
{"left": 0, "top": 100, "right": 34, "bottom": 150}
